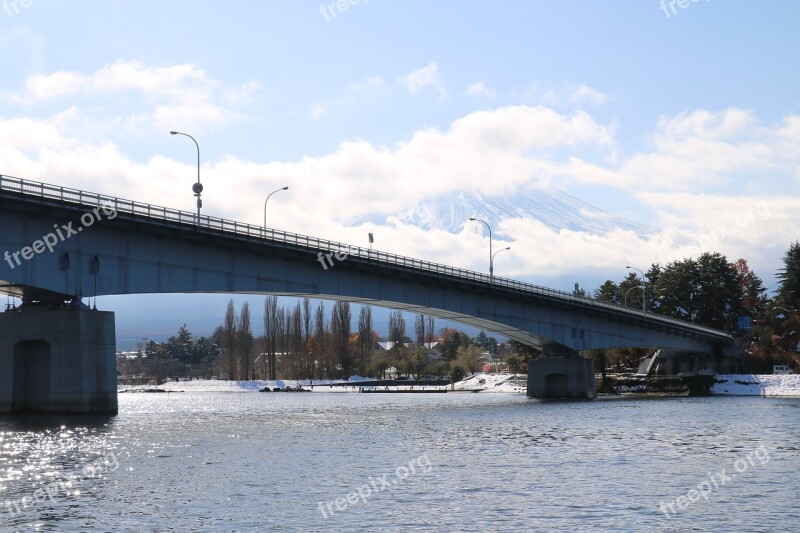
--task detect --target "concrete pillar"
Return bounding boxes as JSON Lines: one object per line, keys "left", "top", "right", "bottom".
{"left": 0, "top": 308, "right": 117, "bottom": 414}
{"left": 527, "top": 356, "right": 596, "bottom": 399}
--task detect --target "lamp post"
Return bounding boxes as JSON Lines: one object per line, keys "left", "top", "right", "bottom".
{"left": 624, "top": 285, "right": 644, "bottom": 308}
{"left": 469, "top": 217, "right": 492, "bottom": 281}
{"left": 169, "top": 131, "right": 202, "bottom": 225}
{"left": 626, "top": 265, "right": 646, "bottom": 313}
{"left": 492, "top": 247, "right": 510, "bottom": 279}
{"left": 263, "top": 186, "right": 289, "bottom": 236}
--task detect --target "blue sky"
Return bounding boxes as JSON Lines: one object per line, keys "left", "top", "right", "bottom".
{"left": 2, "top": 1, "right": 799, "bottom": 345}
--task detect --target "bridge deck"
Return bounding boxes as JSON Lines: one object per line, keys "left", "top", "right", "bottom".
{"left": 0, "top": 174, "right": 731, "bottom": 343}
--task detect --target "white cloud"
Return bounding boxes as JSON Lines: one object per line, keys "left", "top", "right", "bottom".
{"left": 567, "top": 84, "right": 608, "bottom": 105}
{"left": 538, "top": 82, "right": 609, "bottom": 106}
{"left": 619, "top": 108, "right": 792, "bottom": 192}
{"left": 465, "top": 81, "right": 496, "bottom": 98}
{"left": 5, "top": 59, "right": 257, "bottom": 132}
{"left": 1, "top": 104, "right": 797, "bottom": 287}
{"left": 400, "top": 62, "right": 446, "bottom": 96}
{"left": 227, "top": 81, "right": 262, "bottom": 103}
{"left": 16, "top": 60, "right": 208, "bottom": 102}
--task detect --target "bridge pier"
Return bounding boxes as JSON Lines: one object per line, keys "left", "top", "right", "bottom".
{"left": 527, "top": 356, "right": 596, "bottom": 399}
{"left": 0, "top": 307, "right": 117, "bottom": 414}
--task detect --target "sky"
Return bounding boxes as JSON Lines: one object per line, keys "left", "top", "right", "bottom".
{"left": 2, "top": 0, "right": 799, "bottom": 346}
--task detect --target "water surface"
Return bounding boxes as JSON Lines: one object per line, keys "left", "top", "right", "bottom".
{"left": 1, "top": 393, "right": 798, "bottom": 532}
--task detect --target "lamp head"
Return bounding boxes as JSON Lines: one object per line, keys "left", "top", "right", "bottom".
{"left": 469, "top": 217, "right": 476, "bottom": 221}
{"left": 170, "top": 131, "right": 178, "bottom": 135}
{"left": 282, "top": 186, "right": 289, "bottom": 190}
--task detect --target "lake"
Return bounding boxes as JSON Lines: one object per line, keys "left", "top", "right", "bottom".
{"left": 1, "top": 393, "right": 799, "bottom": 532}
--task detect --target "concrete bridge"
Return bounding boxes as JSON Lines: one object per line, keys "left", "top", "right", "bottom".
{"left": 0, "top": 175, "right": 734, "bottom": 412}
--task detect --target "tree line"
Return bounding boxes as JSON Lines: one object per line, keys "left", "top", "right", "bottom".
{"left": 119, "top": 295, "right": 512, "bottom": 383}
{"left": 588, "top": 242, "right": 800, "bottom": 373}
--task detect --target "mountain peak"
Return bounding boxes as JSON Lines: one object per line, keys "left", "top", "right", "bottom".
{"left": 346, "top": 187, "right": 655, "bottom": 238}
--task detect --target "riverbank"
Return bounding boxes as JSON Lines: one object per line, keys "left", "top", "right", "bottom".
{"left": 119, "top": 373, "right": 800, "bottom": 397}
{"left": 711, "top": 374, "right": 800, "bottom": 396}
{"left": 118, "top": 373, "right": 527, "bottom": 394}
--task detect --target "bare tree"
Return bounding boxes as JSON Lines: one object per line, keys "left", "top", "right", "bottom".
{"left": 357, "top": 305, "right": 373, "bottom": 377}
{"left": 238, "top": 302, "right": 253, "bottom": 380}
{"left": 263, "top": 296, "right": 279, "bottom": 380}
{"left": 222, "top": 299, "right": 237, "bottom": 380}
{"left": 277, "top": 305, "right": 287, "bottom": 377}
{"left": 302, "top": 298, "right": 314, "bottom": 380}
{"left": 415, "top": 314, "right": 427, "bottom": 347}
{"left": 290, "top": 302, "right": 303, "bottom": 379}
{"left": 314, "top": 301, "right": 330, "bottom": 378}
{"left": 412, "top": 314, "right": 434, "bottom": 378}
{"left": 388, "top": 310, "right": 407, "bottom": 376}
{"left": 388, "top": 310, "right": 406, "bottom": 354}
{"left": 331, "top": 301, "right": 352, "bottom": 378}
{"left": 426, "top": 316, "right": 436, "bottom": 345}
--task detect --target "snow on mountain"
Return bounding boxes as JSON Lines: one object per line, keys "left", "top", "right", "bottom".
{"left": 346, "top": 188, "right": 655, "bottom": 237}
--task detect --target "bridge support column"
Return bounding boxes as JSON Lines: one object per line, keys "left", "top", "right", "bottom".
{"left": 0, "top": 308, "right": 117, "bottom": 414}
{"left": 527, "top": 356, "right": 596, "bottom": 399}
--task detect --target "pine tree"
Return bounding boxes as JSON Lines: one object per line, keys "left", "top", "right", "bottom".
{"left": 777, "top": 241, "right": 800, "bottom": 309}
{"left": 594, "top": 280, "right": 619, "bottom": 303}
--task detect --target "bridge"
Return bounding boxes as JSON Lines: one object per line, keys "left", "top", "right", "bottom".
{"left": 0, "top": 175, "right": 734, "bottom": 412}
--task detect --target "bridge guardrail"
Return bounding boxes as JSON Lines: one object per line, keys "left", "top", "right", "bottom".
{"left": 0, "top": 174, "right": 731, "bottom": 340}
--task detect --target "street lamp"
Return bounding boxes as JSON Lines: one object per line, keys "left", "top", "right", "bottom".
{"left": 626, "top": 265, "right": 646, "bottom": 313}
{"left": 170, "top": 131, "right": 202, "bottom": 225}
{"left": 469, "top": 217, "right": 492, "bottom": 281}
{"left": 263, "top": 186, "right": 289, "bottom": 235}
{"left": 624, "top": 285, "right": 644, "bottom": 308}
{"left": 492, "top": 247, "right": 510, "bottom": 278}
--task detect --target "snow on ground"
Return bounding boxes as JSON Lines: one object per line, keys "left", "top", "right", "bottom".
{"left": 119, "top": 376, "right": 428, "bottom": 393}
{"left": 120, "top": 379, "right": 273, "bottom": 392}
{"left": 451, "top": 373, "right": 526, "bottom": 393}
{"left": 119, "top": 379, "right": 343, "bottom": 392}
{"left": 120, "top": 373, "right": 527, "bottom": 393}
{"left": 119, "top": 373, "right": 799, "bottom": 396}
{"left": 711, "top": 374, "right": 800, "bottom": 397}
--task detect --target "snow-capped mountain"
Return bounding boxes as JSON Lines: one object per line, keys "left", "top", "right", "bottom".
{"left": 347, "top": 188, "right": 655, "bottom": 237}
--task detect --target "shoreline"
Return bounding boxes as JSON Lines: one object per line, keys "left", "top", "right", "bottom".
{"left": 118, "top": 373, "right": 800, "bottom": 397}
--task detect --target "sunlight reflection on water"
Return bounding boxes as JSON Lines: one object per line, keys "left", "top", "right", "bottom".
{"left": 1, "top": 394, "right": 798, "bottom": 532}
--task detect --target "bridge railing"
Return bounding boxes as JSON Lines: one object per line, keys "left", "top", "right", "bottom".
{"left": 0, "top": 174, "right": 730, "bottom": 339}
